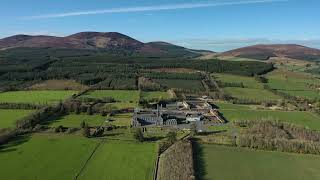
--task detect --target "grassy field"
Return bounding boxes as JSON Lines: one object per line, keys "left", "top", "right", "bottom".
{"left": 213, "top": 73, "right": 262, "bottom": 89}
{"left": 155, "top": 79, "right": 204, "bottom": 91}
{"left": 266, "top": 70, "right": 320, "bottom": 99}
{"left": 0, "top": 109, "right": 35, "bottom": 128}
{"left": 78, "top": 140, "right": 157, "bottom": 180}
{"left": 214, "top": 101, "right": 252, "bottom": 110}
{"left": 198, "top": 144, "right": 320, "bottom": 180}
{"left": 107, "top": 113, "right": 132, "bottom": 126}
{"left": 0, "top": 134, "right": 98, "bottom": 180}
{"left": 0, "top": 90, "right": 77, "bottom": 104}
{"left": 141, "top": 91, "right": 172, "bottom": 101}
{"left": 216, "top": 102, "right": 320, "bottom": 130}
{"left": 104, "top": 102, "right": 138, "bottom": 110}
{"left": 279, "top": 90, "right": 320, "bottom": 99}
{"left": 49, "top": 114, "right": 106, "bottom": 127}
{"left": 213, "top": 73, "right": 282, "bottom": 102}
{"left": 223, "top": 87, "right": 281, "bottom": 101}
{"left": 48, "top": 113, "right": 132, "bottom": 127}
{"left": 81, "top": 90, "right": 140, "bottom": 102}
{"left": 28, "top": 80, "right": 87, "bottom": 90}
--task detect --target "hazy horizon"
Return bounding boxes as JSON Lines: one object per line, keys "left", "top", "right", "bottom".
{"left": 1, "top": 0, "right": 319, "bottom": 51}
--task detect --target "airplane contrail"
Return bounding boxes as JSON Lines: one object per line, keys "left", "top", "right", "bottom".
{"left": 24, "top": 0, "right": 289, "bottom": 19}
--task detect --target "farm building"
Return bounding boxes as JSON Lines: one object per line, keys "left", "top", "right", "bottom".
{"left": 186, "top": 113, "right": 203, "bottom": 122}
{"left": 132, "top": 97, "right": 225, "bottom": 128}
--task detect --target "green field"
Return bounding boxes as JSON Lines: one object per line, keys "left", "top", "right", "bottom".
{"left": 198, "top": 144, "right": 320, "bottom": 180}
{"left": 78, "top": 140, "right": 157, "bottom": 180}
{"left": 215, "top": 101, "right": 252, "bottom": 110}
{"left": 223, "top": 87, "right": 281, "bottom": 102}
{"left": 266, "top": 70, "right": 320, "bottom": 99}
{"left": 49, "top": 113, "right": 132, "bottom": 127}
{"left": 213, "top": 73, "right": 262, "bottom": 89}
{"left": 213, "top": 73, "right": 282, "bottom": 102}
{"left": 216, "top": 102, "right": 320, "bottom": 130}
{"left": 49, "top": 114, "right": 106, "bottom": 127}
{"left": 81, "top": 90, "right": 140, "bottom": 102}
{"left": 279, "top": 90, "right": 320, "bottom": 99}
{"left": 0, "top": 109, "right": 35, "bottom": 128}
{"left": 107, "top": 113, "right": 132, "bottom": 126}
{"left": 0, "top": 90, "right": 77, "bottom": 104}
{"left": 0, "top": 134, "right": 98, "bottom": 180}
{"left": 105, "top": 102, "right": 138, "bottom": 110}
{"left": 155, "top": 79, "right": 204, "bottom": 91}
{"left": 141, "top": 91, "right": 172, "bottom": 101}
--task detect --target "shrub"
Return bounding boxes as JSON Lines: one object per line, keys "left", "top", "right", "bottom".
{"left": 82, "top": 124, "right": 90, "bottom": 138}
{"left": 133, "top": 128, "right": 144, "bottom": 142}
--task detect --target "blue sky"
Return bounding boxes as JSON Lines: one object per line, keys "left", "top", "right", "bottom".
{"left": 1, "top": 0, "right": 319, "bottom": 51}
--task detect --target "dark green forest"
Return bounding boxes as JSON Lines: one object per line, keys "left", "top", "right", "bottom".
{"left": 0, "top": 48, "right": 274, "bottom": 91}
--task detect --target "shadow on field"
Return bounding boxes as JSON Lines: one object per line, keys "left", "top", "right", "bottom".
{"left": 193, "top": 141, "right": 208, "bottom": 180}
{"left": 0, "top": 135, "right": 31, "bottom": 153}
{"left": 144, "top": 136, "right": 165, "bottom": 142}
{"left": 102, "top": 132, "right": 124, "bottom": 137}
{"left": 198, "top": 131, "right": 227, "bottom": 136}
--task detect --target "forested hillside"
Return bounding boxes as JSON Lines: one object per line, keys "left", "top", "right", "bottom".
{"left": 0, "top": 47, "right": 274, "bottom": 91}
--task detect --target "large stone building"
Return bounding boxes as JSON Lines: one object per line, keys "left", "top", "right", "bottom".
{"left": 132, "top": 97, "right": 224, "bottom": 128}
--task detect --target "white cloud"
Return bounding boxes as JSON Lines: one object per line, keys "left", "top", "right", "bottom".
{"left": 23, "top": 0, "right": 288, "bottom": 19}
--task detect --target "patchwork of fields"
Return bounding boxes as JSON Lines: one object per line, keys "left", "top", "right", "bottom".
{"left": 198, "top": 144, "right": 320, "bottom": 180}
{"left": 0, "top": 134, "right": 157, "bottom": 180}
{"left": 223, "top": 87, "right": 281, "bottom": 102}
{"left": 213, "top": 73, "right": 282, "bottom": 102}
{"left": 214, "top": 73, "right": 262, "bottom": 89}
{"left": 216, "top": 102, "right": 320, "bottom": 130}
{"left": 266, "top": 70, "right": 320, "bottom": 100}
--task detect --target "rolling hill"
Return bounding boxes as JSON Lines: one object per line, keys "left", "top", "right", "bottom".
{"left": 220, "top": 44, "right": 320, "bottom": 61}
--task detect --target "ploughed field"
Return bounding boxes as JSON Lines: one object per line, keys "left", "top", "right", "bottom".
{"left": 0, "top": 134, "right": 157, "bottom": 180}
{"left": 0, "top": 109, "right": 35, "bottom": 128}
{"left": 197, "top": 144, "right": 320, "bottom": 180}
{"left": 0, "top": 90, "right": 77, "bottom": 104}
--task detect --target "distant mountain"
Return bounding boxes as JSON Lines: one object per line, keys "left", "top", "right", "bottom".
{"left": 220, "top": 44, "right": 320, "bottom": 61}
{"left": 0, "top": 32, "right": 203, "bottom": 58}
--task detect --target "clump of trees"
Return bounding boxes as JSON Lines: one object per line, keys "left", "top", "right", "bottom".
{"left": 82, "top": 123, "right": 90, "bottom": 138}
{"left": 254, "top": 74, "right": 268, "bottom": 83}
{"left": 133, "top": 128, "right": 144, "bottom": 142}
{"left": 15, "top": 102, "right": 67, "bottom": 130}
{"left": 0, "top": 128, "right": 17, "bottom": 145}
{"left": 234, "top": 120, "right": 320, "bottom": 155}
{"left": 138, "top": 77, "right": 162, "bottom": 91}
{"left": 217, "top": 81, "right": 244, "bottom": 88}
